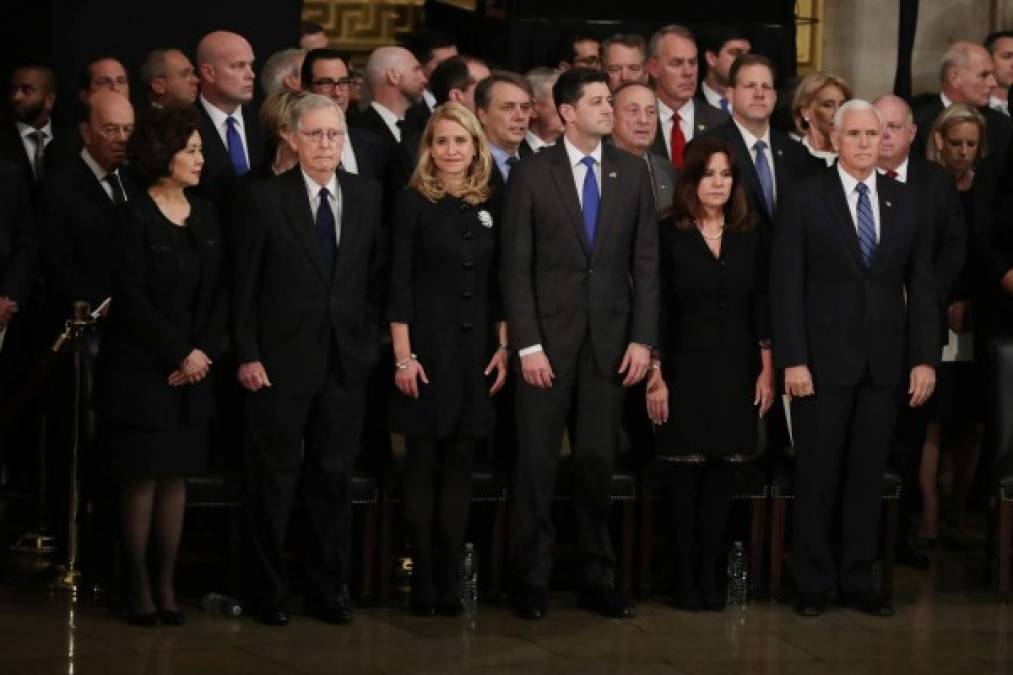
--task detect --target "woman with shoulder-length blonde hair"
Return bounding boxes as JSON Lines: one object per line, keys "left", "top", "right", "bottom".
{"left": 251, "top": 90, "right": 305, "bottom": 178}
{"left": 386, "top": 102, "right": 507, "bottom": 616}
{"left": 791, "top": 72, "right": 852, "bottom": 166}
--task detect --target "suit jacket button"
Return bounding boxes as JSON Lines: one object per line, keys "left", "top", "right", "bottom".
{"left": 463, "top": 260, "right": 474, "bottom": 270}
{"left": 461, "top": 322, "right": 472, "bottom": 332}
{"left": 463, "top": 231, "right": 475, "bottom": 240}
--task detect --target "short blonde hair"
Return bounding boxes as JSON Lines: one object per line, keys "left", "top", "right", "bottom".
{"left": 926, "top": 102, "right": 987, "bottom": 165}
{"left": 410, "top": 102, "right": 492, "bottom": 205}
{"left": 791, "top": 71, "right": 852, "bottom": 135}
{"left": 260, "top": 90, "right": 306, "bottom": 144}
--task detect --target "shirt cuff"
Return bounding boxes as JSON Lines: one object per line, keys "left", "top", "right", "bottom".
{"left": 518, "top": 344, "right": 543, "bottom": 357}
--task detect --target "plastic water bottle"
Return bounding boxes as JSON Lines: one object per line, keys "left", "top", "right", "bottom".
{"left": 726, "top": 541, "right": 748, "bottom": 608}
{"left": 459, "top": 542, "right": 478, "bottom": 616}
{"left": 200, "top": 592, "right": 242, "bottom": 617}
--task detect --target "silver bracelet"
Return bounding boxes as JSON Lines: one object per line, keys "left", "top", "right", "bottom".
{"left": 394, "top": 353, "right": 417, "bottom": 370}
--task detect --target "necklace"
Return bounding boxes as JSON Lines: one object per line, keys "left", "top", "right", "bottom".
{"left": 697, "top": 217, "right": 725, "bottom": 240}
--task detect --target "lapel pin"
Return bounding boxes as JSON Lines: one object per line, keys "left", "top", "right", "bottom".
{"left": 697, "top": 124, "right": 706, "bottom": 131}
{"left": 776, "top": 149, "right": 783, "bottom": 157}
{"left": 608, "top": 171, "right": 617, "bottom": 178}
{"left": 885, "top": 200, "right": 892, "bottom": 207}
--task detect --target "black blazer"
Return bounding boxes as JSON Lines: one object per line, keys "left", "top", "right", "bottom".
{"left": 403, "top": 100, "right": 431, "bottom": 134}
{"left": 911, "top": 93, "right": 1011, "bottom": 163}
{"left": 94, "top": 195, "right": 227, "bottom": 428}
{"left": 0, "top": 120, "right": 76, "bottom": 189}
{"left": 193, "top": 102, "right": 265, "bottom": 232}
{"left": 349, "top": 104, "right": 399, "bottom": 150}
{"left": 502, "top": 141, "right": 659, "bottom": 376}
{"left": 0, "top": 159, "right": 35, "bottom": 305}
{"left": 233, "top": 167, "right": 384, "bottom": 392}
{"left": 700, "top": 118, "right": 823, "bottom": 230}
{"left": 650, "top": 100, "right": 728, "bottom": 159}
{"left": 347, "top": 126, "right": 387, "bottom": 182}
{"left": 770, "top": 169, "right": 939, "bottom": 388}
{"left": 41, "top": 156, "right": 140, "bottom": 310}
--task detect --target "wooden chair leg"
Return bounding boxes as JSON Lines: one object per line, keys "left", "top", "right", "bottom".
{"left": 638, "top": 493, "right": 654, "bottom": 599}
{"left": 998, "top": 499, "right": 1013, "bottom": 600}
{"left": 770, "top": 498, "right": 786, "bottom": 600}
{"left": 490, "top": 500, "right": 507, "bottom": 601}
{"left": 881, "top": 498, "right": 899, "bottom": 599}
{"left": 749, "top": 497, "right": 766, "bottom": 598}
{"left": 620, "top": 500, "right": 635, "bottom": 594}
{"left": 360, "top": 501, "right": 378, "bottom": 601}
{"left": 379, "top": 497, "right": 395, "bottom": 601}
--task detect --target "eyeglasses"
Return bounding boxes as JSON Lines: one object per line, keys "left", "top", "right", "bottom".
{"left": 299, "top": 129, "right": 346, "bottom": 144}
{"left": 311, "top": 78, "right": 355, "bottom": 92}
{"left": 573, "top": 56, "right": 601, "bottom": 68}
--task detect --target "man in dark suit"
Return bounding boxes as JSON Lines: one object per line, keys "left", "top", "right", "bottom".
{"left": 1, "top": 63, "right": 73, "bottom": 188}
{"left": 140, "top": 48, "right": 199, "bottom": 108}
{"left": 645, "top": 24, "right": 727, "bottom": 169}
{"left": 609, "top": 82, "right": 677, "bottom": 217}
{"left": 350, "top": 46, "right": 427, "bottom": 150}
{"left": 702, "top": 54, "right": 821, "bottom": 231}
{"left": 78, "top": 56, "right": 130, "bottom": 102}
{"left": 475, "top": 71, "right": 535, "bottom": 193}
{"left": 600, "top": 33, "right": 647, "bottom": 91}
{"left": 771, "top": 99, "right": 939, "bottom": 618}
{"left": 401, "top": 29, "right": 458, "bottom": 133}
{"left": 911, "top": 41, "right": 1011, "bottom": 163}
{"left": 525, "top": 67, "right": 564, "bottom": 153}
{"left": 43, "top": 91, "right": 137, "bottom": 314}
{"left": 503, "top": 68, "right": 658, "bottom": 620}
{"left": 875, "top": 94, "right": 967, "bottom": 570}
{"left": 0, "top": 160, "right": 35, "bottom": 386}
{"left": 193, "top": 31, "right": 264, "bottom": 229}
{"left": 301, "top": 48, "right": 387, "bottom": 181}
{"left": 698, "top": 26, "right": 751, "bottom": 114}
{"left": 233, "top": 94, "right": 383, "bottom": 627}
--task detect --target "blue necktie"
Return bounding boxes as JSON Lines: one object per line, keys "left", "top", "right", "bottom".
{"left": 753, "top": 140, "right": 774, "bottom": 218}
{"left": 719, "top": 98, "right": 730, "bottom": 114}
{"left": 225, "top": 116, "right": 249, "bottom": 176}
{"left": 580, "top": 156, "right": 600, "bottom": 247}
{"left": 855, "top": 182, "right": 877, "bottom": 267}
{"left": 316, "top": 187, "right": 336, "bottom": 274}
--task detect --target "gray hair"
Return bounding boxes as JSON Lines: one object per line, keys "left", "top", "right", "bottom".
{"left": 261, "top": 48, "right": 306, "bottom": 97}
{"left": 833, "top": 98, "right": 882, "bottom": 131}
{"left": 288, "top": 93, "right": 344, "bottom": 132}
{"left": 939, "top": 41, "right": 978, "bottom": 85}
{"left": 647, "top": 24, "right": 695, "bottom": 60}
{"left": 140, "top": 49, "right": 173, "bottom": 90}
{"left": 525, "top": 67, "right": 560, "bottom": 100}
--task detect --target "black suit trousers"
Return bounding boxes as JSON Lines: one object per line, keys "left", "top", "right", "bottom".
{"left": 791, "top": 376, "right": 900, "bottom": 595}
{"left": 511, "top": 338, "right": 625, "bottom": 590}
{"left": 243, "top": 363, "right": 365, "bottom": 607}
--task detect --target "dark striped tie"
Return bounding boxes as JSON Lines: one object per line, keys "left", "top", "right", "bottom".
{"left": 855, "top": 182, "right": 877, "bottom": 267}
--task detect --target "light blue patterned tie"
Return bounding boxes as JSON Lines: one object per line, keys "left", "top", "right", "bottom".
{"left": 855, "top": 182, "right": 877, "bottom": 267}
{"left": 580, "top": 156, "right": 599, "bottom": 247}
{"left": 753, "top": 140, "right": 774, "bottom": 218}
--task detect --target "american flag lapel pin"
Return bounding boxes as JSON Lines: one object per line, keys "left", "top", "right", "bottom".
{"left": 608, "top": 171, "right": 617, "bottom": 178}
{"left": 885, "top": 200, "right": 892, "bottom": 208}
{"left": 697, "top": 124, "right": 706, "bottom": 132}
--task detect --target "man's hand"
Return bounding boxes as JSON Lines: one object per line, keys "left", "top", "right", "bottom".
{"left": 618, "top": 343, "right": 651, "bottom": 387}
{"left": 238, "top": 361, "right": 272, "bottom": 392}
{"left": 908, "top": 365, "right": 936, "bottom": 408}
{"left": 0, "top": 296, "right": 18, "bottom": 326}
{"left": 784, "top": 365, "right": 814, "bottom": 398}
{"left": 521, "top": 351, "right": 554, "bottom": 389}
{"left": 645, "top": 367, "right": 668, "bottom": 425}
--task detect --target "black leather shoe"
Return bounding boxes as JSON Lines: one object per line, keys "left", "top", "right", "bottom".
{"left": 253, "top": 607, "right": 289, "bottom": 626}
{"left": 157, "top": 609, "right": 186, "bottom": 626}
{"left": 896, "top": 544, "right": 931, "bottom": 570}
{"left": 842, "top": 590, "right": 894, "bottom": 617}
{"left": 512, "top": 586, "right": 547, "bottom": 620}
{"left": 577, "top": 587, "right": 636, "bottom": 619}
{"left": 794, "top": 592, "right": 825, "bottom": 617}
{"left": 125, "top": 612, "right": 159, "bottom": 627}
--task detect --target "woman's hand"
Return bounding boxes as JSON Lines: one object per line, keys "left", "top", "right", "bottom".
{"left": 169, "top": 349, "right": 212, "bottom": 386}
{"left": 394, "top": 358, "right": 429, "bottom": 399}
{"left": 755, "top": 367, "right": 775, "bottom": 417}
{"left": 485, "top": 347, "right": 508, "bottom": 396}
{"left": 645, "top": 367, "right": 669, "bottom": 425}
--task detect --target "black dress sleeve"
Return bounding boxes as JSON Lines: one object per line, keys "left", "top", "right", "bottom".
{"left": 752, "top": 225, "right": 772, "bottom": 346}
{"left": 191, "top": 199, "right": 229, "bottom": 360}
{"left": 386, "top": 188, "right": 420, "bottom": 324}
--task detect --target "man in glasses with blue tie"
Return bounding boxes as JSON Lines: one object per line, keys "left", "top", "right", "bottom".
{"left": 502, "top": 67, "right": 657, "bottom": 621}
{"left": 233, "top": 94, "right": 383, "bottom": 627}
{"left": 771, "top": 99, "right": 938, "bottom": 619}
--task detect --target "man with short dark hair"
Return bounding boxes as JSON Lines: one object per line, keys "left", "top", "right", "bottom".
{"left": 475, "top": 71, "right": 534, "bottom": 190}
{"left": 645, "top": 25, "right": 727, "bottom": 168}
{"left": 503, "top": 67, "right": 657, "bottom": 621}
{"left": 985, "top": 30, "right": 1013, "bottom": 116}
{"left": 1, "top": 63, "right": 70, "bottom": 186}
{"left": 78, "top": 56, "right": 129, "bottom": 102}
{"left": 610, "top": 82, "right": 676, "bottom": 216}
{"left": 699, "top": 26, "right": 751, "bottom": 114}
{"left": 600, "top": 33, "right": 647, "bottom": 91}
{"left": 553, "top": 33, "right": 601, "bottom": 71}
{"left": 300, "top": 21, "right": 329, "bottom": 51}
{"left": 140, "top": 49, "right": 199, "bottom": 108}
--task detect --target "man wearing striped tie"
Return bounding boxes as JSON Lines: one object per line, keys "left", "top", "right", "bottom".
{"left": 770, "top": 99, "right": 939, "bottom": 619}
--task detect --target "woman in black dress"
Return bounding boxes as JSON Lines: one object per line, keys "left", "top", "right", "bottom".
{"left": 645, "top": 136, "right": 773, "bottom": 610}
{"left": 387, "top": 102, "right": 508, "bottom": 615}
{"left": 94, "top": 105, "right": 227, "bottom": 625}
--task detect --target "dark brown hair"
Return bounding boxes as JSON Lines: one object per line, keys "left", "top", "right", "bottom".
{"left": 670, "top": 136, "right": 752, "bottom": 231}
{"left": 128, "top": 104, "right": 202, "bottom": 187}
{"left": 728, "top": 52, "right": 775, "bottom": 87}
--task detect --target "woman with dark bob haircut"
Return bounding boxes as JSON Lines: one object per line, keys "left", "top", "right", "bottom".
{"left": 644, "top": 135, "right": 773, "bottom": 611}
{"left": 94, "top": 104, "right": 228, "bottom": 626}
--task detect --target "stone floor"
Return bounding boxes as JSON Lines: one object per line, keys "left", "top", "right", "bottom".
{"left": 0, "top": 552, "right": 1009, "bottom": 675}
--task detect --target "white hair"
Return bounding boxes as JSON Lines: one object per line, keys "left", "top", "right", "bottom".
{"left": 261, "top": 48, "right": 305, "bottom": 98}
{"left": 525, "top": 67, "right": 561, "bottom": 100}
{"left": 288, "top": 93, "right": 344, "bottom": 132}
{"left": 833, "top": 98, "right": 882, "bottom": 132}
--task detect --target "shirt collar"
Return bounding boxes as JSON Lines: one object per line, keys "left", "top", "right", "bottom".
{"left": 370, "top": 101, "right": 402, "bottom": 130}
{"left": 940, "top": 92, "right": 954, "bottom": 109}
{"left": 700, "top": 81, "right": 724, "bottom": 109}
{"left": 877, "top": 158, "right": 909, "bottom": 183}
{"left": 80, "top": 147, "right": 115, "bottom": 182}
{"left": 423, "top": 89, "right": 436, "bottom": 111}
{"left": 990, "top": 94, "right": 1009, "bottom": 113}
{"left": 838, "top": 163, "right": 877, "bottom": 198}
{"left": 200, "top": 93, "right": 243, "bottom": 131}
{"left": 301, "top": 168, "right": 339, "bottom": 202}
{"left": 525, "top": 130, "right": 553, "bottom": 152}
{"left": 17, "top": 119, "right": 52, "bottom": 139}
{"left": 562, "top": 135, "right": 602, "bottom": 168}
{"left": 732, "top": 117, "right": 771, "bottom": 151}
{"left": 657, "top": 97, "right": 693, "bottom": 124}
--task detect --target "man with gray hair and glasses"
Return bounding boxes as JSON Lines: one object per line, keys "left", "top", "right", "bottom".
{"left": 140, "top": 49, "right": 199, "bottom": 108}
{"left": 233, "top": 93, "right": 384, "bottom": 628}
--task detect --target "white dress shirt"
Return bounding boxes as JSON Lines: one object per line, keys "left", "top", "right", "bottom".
{"left": 657, "top": 98, "right": 697, "bottom": 159}
{"left": 990, "top": 94, "right": 1010, "bottom": 117}
{"left": 423, "top": 89, "right": 436, "bottom": 112}
{"left": 838, "top": 164, "right": 880, "bottom": 243}
{"left": 700, "top": 81, "right": 730, "bottom": 113}
{"left": 339, "top": 137, "right": 359, "bottom": 174}
{"left": 525, "top": 130, "right": 554, "bottom": 153}
{"left": 876, "top": 158, "right": 909, "bottom": 184}
{"left": 302, "top": 170, "right": 342, "bottom": 246}
{"left": 16, "top": 120, "right": 53, "bottom": 178}
{"left": 940, "top": 92, "right": 954, "bottom": 109}
{"left": 733, "top": 119, "right": 777, "bottom": 204}
{"left": 80, "top": 148, "right": 125, "bottom": 202}
{"left": 370, "top": 101, "right": 403, "bottom": 142}
{"left": 199, "top": 94, "right": 249, "bottom": 162}
{"left": 518, "top": 136, "right": 603, "bottom": 358}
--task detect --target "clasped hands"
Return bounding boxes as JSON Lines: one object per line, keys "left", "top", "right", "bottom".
{"left": 784, "top": 363, "right": 935, "bottom": 407}
{"left": 167, "top": 349, "right": 212, "bottom": 387}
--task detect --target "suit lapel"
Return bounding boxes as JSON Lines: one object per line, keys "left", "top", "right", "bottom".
{"left": 724, "top": 123, "right": 765, "bottom": 213}
{"left": 281, "top": 169, "right": 330, "bottom": 284}
{"left": 198, "top": 107, "right": 231, "bottom": 174}
{"left": 547, "top": 144, "right": 591, "bottom": 254}
{"left": 331, "top": 171, "right": 359, "bottom": 285}
{"left": 872, "top": 174, "right": 898, "bottom": 269}
{"left": 770, "top": 132, "right": 791, "bottom": 209}
{"left": 822, "top": 170, "right": 865, "bottom": 270}
{"left": 72, "top": 156, "right": 116, "bottom": 210}
{"left": 591, "top": 145, "right": 621, "bottom": 261}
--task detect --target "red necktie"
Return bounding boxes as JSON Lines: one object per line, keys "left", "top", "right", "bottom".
{"left": 886, "top": 170, "right": 898, "bottom": 179}
{"left": 670, "top": 111, "right": 686, "bottom": 169}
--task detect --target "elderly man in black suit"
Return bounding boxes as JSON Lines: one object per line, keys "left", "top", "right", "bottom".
{"left": 140, "top": 49, "right": 199, "bottom": 108}
{"left": 1, "top": 63, "right": 71, "bottom": 188}
{"left": 771, "top": 99, "right": 939, "bottom": 618}
{"left": 645, "top": 24, "right": 727, "bottom": 169}
{"left": 233, "top": 93, "right": 383, "bottom": 627}
{"left": 503, "top": 67, "right": 658, "bottom": 621}
{"left": 78, "top": 56, "right": 130, "bottom": 102}
{"left": 609, "top": 82, "right": 677, "bottom": 217}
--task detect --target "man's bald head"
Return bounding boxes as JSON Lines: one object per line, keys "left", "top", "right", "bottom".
{"left": 873, "top": 94, "right": 917, "bottom": 169}
{"left": 196, "top": 30, "right": 256, "bottom": 109}
{"left": 81, "top": 91, "right": 134, "bottom": 172}
{"left": 940, "top": 41, "right": 997, "bottom": 107}
{"left": 365, "top": 45, "right": 427, "bottom": 111}
{"left": 365, "top": 46, "right": 414, "bottom": 86}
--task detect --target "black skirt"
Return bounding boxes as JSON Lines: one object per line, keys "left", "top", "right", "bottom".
{"left": 102, "top": 420, "right": 209, "bottom": 480}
